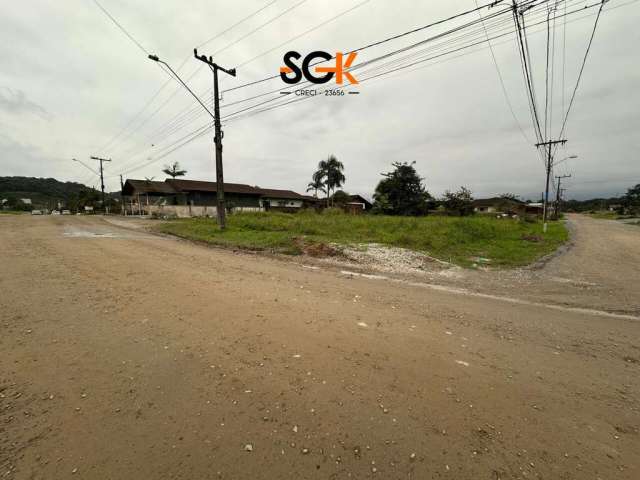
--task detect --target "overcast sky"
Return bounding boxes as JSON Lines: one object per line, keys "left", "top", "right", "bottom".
{"left": 1, "top": 0, "right": 638, "bottom": 200}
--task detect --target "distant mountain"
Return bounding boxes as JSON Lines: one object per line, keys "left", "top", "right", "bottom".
{"left": 0, "top": 176, "right": 105, "bottom": 209}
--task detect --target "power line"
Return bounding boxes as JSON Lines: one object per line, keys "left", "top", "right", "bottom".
{"left": 92, "top": 0, "right": 149, "bottom": 55}
{"left": 118, "top": 0, "right": 612, "bottom": 178}
{"left": 558, "top": 0, "right": 605, "bottom": 139}
{"left": 104, "top": 0, "right": 307, "bottom": 158}
{"left": 118, "top": 0, "right": 372, "bottom": 159}
{"left": 94, "top": 1, "right": 279, "bottom": 154}
{"left": 475, "top": 0, "right": 532, "bottom": 144}
{"left": 123, "top": 1, "right": 568, "bottom": 173}
{"left": 139, "top": 0, "right": 538, "bottom": 149}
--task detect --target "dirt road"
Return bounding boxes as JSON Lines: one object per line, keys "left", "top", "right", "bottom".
{"left": 1, "top": 214, "right": 639, "bottom": 479}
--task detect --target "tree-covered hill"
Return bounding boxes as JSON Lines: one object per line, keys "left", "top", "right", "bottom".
{"left": 0, "top": 176, "right": 104, "bottom": 210}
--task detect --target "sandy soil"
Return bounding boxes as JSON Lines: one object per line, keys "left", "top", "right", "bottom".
{"left": 1, "top": 214, "right": 638, "bottom": 479}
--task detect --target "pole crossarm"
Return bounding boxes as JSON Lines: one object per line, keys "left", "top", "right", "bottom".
{"left": 193, "top": 49, "right": 237, "bottom": 77}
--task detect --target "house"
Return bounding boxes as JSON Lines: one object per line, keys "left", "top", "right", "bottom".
{"left": 259, "top": 189, "right": 308, "bottom": 212}
{"left": 473, "top": 197, "right": 543, "bottom": 217}
{"left": 122, "top": 178, "right": 312, "bottom": 217}
{"left": 343, "top": 194, "right": 373, "bottom": 214}
{"left": 524, "top": 202, "right": 544, "bottom": 216}
{"left": 472, "top": 197, "right": 526, "bottom": 215}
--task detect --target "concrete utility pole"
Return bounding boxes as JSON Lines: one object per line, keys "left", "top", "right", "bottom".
{"left": 535, "top": 139, "right": 567, "bottom": 232}
{"left": 90, "top": 156, "right": 112, "bottom": 213}
{"left": 554, "top": 174, "right": 571, "bottom": 219}
{"left": 193, "top": 49, "right": 237, "bottom": 230}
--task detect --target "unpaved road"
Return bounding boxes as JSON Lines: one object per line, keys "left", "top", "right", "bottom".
{"left": 1, "top": 214, "right": 639, "bottom": 479}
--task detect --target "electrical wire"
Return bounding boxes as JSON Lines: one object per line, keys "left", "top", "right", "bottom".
{"left": 104, "top": 0, "right": 309, "bottom": 159}
{"left": 93, "top": 1, "right": 279, "bottom": 155}
{"left": 118, "top": 0, "right": 616, "bottom": 177}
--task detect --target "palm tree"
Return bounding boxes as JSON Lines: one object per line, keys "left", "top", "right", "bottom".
{"left": 306, "top": 170, "right": 326, "bottom": 198}
{"left": 317, "top": 155, "right": 345, "bottom": 206}
{"left": 162, "top": 161, "right": 187, "bottom": 179}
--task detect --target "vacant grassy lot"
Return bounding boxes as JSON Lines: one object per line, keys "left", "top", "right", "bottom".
{"left": 156, "top": 211, "right": 568, "bottom": 268}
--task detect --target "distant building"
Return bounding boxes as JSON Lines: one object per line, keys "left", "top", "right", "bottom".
{"left": 343, "top": 194, "right": 373, "bottom": 214}
{"left": 121, "top": 179, "right": 313, "bottom": 216}
{"left": 473, "top": 197, "right": 542, "bottom": 217}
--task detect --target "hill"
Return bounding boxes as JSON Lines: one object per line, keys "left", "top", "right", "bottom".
{"left": 0, "top": 176, "right": 102, "bottom": 210}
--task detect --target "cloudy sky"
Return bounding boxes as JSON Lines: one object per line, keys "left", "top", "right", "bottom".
{"left": 1, "top": 0, "right": 638, "bottom": 200}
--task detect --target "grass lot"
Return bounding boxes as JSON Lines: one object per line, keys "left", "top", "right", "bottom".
{"left": 0, "top": 210, "right": 26, "bottom": 215}
{"left": 587, "top": 211, "right": 622, "bottom": 220}
{"left": 156, "top": 211, "right": 568, "bottom": 268}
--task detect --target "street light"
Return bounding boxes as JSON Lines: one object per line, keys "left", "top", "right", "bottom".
{"left": 147, "top": 54, "right": 214, "bottom": 120}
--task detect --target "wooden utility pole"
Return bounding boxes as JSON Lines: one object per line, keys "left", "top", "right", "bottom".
{"left": 91, "top": 156, "right": 112, "bottom": 213}
{"left": 193, "top": 48, "right": 236, "bottom": 230}
{"left": 535, "top": 139, "right": 566, "bottom": 232}
{"left": 554, "top": 174, "right": 571, "bottom": 219}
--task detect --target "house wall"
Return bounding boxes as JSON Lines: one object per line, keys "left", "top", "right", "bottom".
{"left": 474, "top": 206, "right": 496, "bottom": 213}
{"left": 264, "top": 198, "right": 303, "bottom": 208}
{"left": 146, "top": 204, "right": 262, "bottom": 218}
{"left": 186, "top": 191, "right": 261, "bottom": 208}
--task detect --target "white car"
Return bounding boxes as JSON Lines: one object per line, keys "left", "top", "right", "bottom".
{"left": 52, "top": 210, "right": 60, "bottom": 215}
{"left": 31, "top": 210, "right": 42, "bottom": 215}
{"left": 61, "top": 210, "right": 71, "bottom": 215}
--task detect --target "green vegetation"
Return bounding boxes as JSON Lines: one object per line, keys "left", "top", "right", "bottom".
{"left": 0, "top": 210, "right": 26, "bottom": 215}
{"left": 156, "top": 211, "right": 568, "bottom": 268}
{"left": 586, "top": 211, "right": 622, "bottom": 220}
{"left": 0, "top": 176, "right": 109, "bottom": 211}
{"left": 372, "top": 161, "right": 432, "bottom": 216}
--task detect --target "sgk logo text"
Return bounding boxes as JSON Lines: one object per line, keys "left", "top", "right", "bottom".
{"left": 280, "top": 51, "right": 359, "bottom": 86}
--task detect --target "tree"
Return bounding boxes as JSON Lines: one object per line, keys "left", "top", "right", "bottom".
{"left": 162, "top": 162, "right": 187, "bottom": 179}
{"left": 331, "top": 190, "right": 351, "bottom": 207}
{"left": 442, "top": 186, "right": 474, "bottom": 216}
{"left": 316, "top": 155, "right": 345, "bottom": 206}
{"left": 306, "top": 170, "right": 326, "bottom": 198}
{"left": 623, "top": 183, "right": 640, "bottom": 213}
{"left": 372, "top": 162, "right": 432, "bottom": 216}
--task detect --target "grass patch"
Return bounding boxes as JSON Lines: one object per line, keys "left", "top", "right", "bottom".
{"left": 586, "top": 211, "right": 620, "bottom": 220}
{"left": 0, "top": 210, "right": 27, "bottom": 215}
{"left": 156, "top": 211, "right": 568, "bottom": 268}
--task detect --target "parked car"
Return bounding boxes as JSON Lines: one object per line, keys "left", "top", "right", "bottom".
{"left": 31, "top": 210, "right": 42, "bottom": 215}
{"left": 62, "top": 210, "right": 71, "bottom": 215}
{"left": 52, "top": 210, "right": 60, "bottom": 215}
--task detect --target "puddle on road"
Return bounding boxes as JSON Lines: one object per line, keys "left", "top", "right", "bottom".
{"left": 63, "top": 228, "right": 157, "bottom": 239}
{"left": 64, "top": 230, "right": 120, "bottom": 238}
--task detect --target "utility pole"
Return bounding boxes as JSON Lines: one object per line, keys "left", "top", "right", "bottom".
{"left": 535, "top": 139, "right": 567, "bottom": 232}
{"left": 554, "top": 174, "right": 571, "bottom": 219}
{"left": 147, "top": 52, "right": 228, "bottom": 229}
{"left": 90, "top": 156, "right": 112, "bottom": 213}
{"left": 120, "top": 174, "right": 125, "bottom": 216}
{"left": 193, "top": 48, "right": 236, "bottom": 230}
